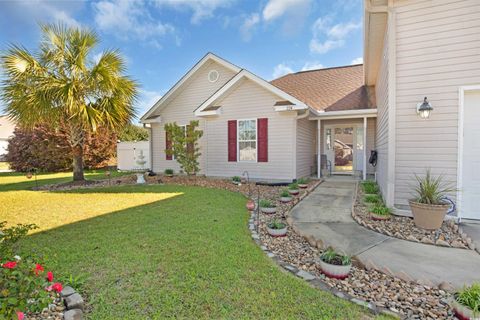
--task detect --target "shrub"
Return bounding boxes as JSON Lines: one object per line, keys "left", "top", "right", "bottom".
{"left": 259, "top": 199, "right": 275, "bottom": 208}
{"left": 0, "top": 221, "right": 37, "bottom": 257}
{"left": 268, "top": 219, "right": 286, "bottom": 230}
{"left": 164, "top": 169, "right": 174, "bottom": 175}
{"left": 5, "top": 124, "right": 116, "bottom": 172}
{"left": 362, "top": 180, "right": 379, "bottom": 194}
{"left": 280, "top": 189, "right": 290, "bottom": 197}
{"left": 232, "top": 176, "right": 241, "bottom": 183}
{"left": 118, "top": 123, "right": 149, "bottom": 142}
{"left": 412, "top": 169, "right": 456, "bottom": 205}
{"left": 320, "top": 248, "right": 351, "bottom": 266}
{"left": 288, "top": 183, "right": 299, "bottom": 190}
{"left": 455, "top": 283, "right": 480, "bottom": 315}
{"left": 369, "top": 204, "right": 391, "bottom": 216}
{"left": 364, "top": 194, "right": 381, "bottom": 204}
{"left": 297, "top": 178, "right": 309, "bottom": 185}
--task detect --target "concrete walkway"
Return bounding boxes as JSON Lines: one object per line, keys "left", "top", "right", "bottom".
{"left": 290, "top": 178, "right": 480, "bottom": 289}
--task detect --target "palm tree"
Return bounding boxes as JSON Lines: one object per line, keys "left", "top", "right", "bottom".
{"left": 1, "top": 24, "right": 138, "bottom": 181}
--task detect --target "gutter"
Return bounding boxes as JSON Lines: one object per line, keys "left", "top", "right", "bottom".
{"left": 308, "top": 108, "right": 377, "bottom": 120}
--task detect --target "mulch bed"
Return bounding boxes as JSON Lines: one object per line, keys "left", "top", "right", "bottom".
{"left": 352, "top": 183, "right": 473, "bottom": 250}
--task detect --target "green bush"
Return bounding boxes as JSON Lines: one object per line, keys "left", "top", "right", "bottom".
{"left": 369, "top": 204, "right": 391, "bottom": 216}
{"left": 361, "top": 180, "right": 379, "bottom": 194}
{"left": 320, "top": 248, "right": 351, "bottom": 266}
{"left": 259, "top": 199, "right": 275, "bottom": 208}
{"left": 164, "top": 169, "right": 174, "bottom": 175}
{"left": 288, "top": 183, "right": 299, "bottom": 190}
{"left": 455, "top": 283, "right": 480, "bottom": 315}
{"left": 268, "top": 219, "right": 286, "bottom": 230}
{"left": 297, "top": 178, "right": 309, "bottom": 185}
{"left": 232, "top": 176, "right": 241, "bottom": 183}
{"left": 364, "top": 194, "right": 381, "bottom": 204}
{"left": 413, "top": 169, "right": 456, "bottom": 205}
{"left": 280, "top": 189, "right": 290, "bottom": 197}
{"left": 0, "top": 222, "right": 37, "bottom": 257}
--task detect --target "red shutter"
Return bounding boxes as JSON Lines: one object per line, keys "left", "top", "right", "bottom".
{"left": 165, "top": 130, "right": 172, "bottom": 160}
{"left": 257, "top": 118, "right": 268, "bottom": 162}
{"left": 228, "top": 120, "right": 237, "bottom": 162}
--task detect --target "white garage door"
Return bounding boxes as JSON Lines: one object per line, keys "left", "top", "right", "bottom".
{"left": 461, "top": 90, "right": 480, "bottom": 220}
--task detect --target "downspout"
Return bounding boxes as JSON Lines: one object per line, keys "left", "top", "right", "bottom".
{"left": 143, "top": 123, "right": 153, "bottom": 172}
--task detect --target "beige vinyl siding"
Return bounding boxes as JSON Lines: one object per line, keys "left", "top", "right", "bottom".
{"left": 205, "top": 79, "right": 297, "bottom": 181}
{"left": 296, "top": 117, "right": 316, "bottom": 178}
{"left": 375, "top": 24, "right": 390, "bottom": 200}
{"left": 319, "top": 118, "right": 376, "bottom": 174}
{"left": 393, "top": 0, "right": 480, "bottom": 207}
{"left": 150, "top": 61, "right": 237, "bottom": 174}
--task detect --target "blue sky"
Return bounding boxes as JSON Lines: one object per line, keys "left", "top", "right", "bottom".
{"left": 0, "top": 0, "right": 364, "bottom": 121}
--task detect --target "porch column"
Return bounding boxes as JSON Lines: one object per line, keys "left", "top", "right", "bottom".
{"left": 363, "top": 116, "right": 367, "bottom": 180}
{"left": 317, "top": 119, "right": 321, "bottom": 178}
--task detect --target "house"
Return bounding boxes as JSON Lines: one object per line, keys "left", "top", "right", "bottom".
{"left": 0, "top": 115, "right": 15, "bottom": 160}
{"left": 141, "top": 0, "right": 480, "bottom": 221}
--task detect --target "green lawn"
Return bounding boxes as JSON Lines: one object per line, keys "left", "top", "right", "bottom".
{"left": 0, "top": 173, "right": 378, "bottom": 319}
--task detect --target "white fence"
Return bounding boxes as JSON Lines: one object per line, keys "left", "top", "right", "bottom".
{"left": 116, "top": 141, "right": 150, "bottom": 171}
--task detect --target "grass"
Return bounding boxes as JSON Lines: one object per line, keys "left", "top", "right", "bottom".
{"left": 0, "top": 162, "right": 9, "bottom": 170}
{"left": 0, "top": 172, "right": 381, "bottom": 319}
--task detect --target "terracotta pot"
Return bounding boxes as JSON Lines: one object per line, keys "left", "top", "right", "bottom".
{"left": 451, "top": 298, "right": 479, "bottom": 320}
{"left": 267, "top": 225, "right": 287, "bottom": 237}
{"left": 260, "top": 207, "right": 277, "bottom": 214}
{"left": 409, "top": 200, "right": 450, "bottom": 230}
{"left": 369, "top": 213, "right": 391, "bottom": 221}
{"left": 319, "top": 260, "right": 352, "bottom": 280}
{"left": 298, "top": 184, "right": 308, "bottom": 189}
{"left": 246, "top": 199, "right": 256, "bottom": 211}
{"left": 288, "top": 189, "right": 299, "bottom": 195}
{"left": 280, "top": 196, "right": 293, "bottom": 203}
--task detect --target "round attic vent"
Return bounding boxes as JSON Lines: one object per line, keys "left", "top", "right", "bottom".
{"left": 208, "top": 70, "right": 219, "bottom": 83}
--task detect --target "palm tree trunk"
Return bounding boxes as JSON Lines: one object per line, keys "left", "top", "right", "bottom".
{"left": 72, "top": 144, "right": 85, "bottom": 181}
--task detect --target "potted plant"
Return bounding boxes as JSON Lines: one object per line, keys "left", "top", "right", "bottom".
{"left": 288, "top": 183, "right": 300, "bottom": 195}
{"left": 246, "top": 199, "right": 256, "bottom": 211}
{"left": 369, "top": 204, "right": 392, "bottom": 221}
{"left": 232, "top": 176, "right": 241, "bottom": 185}
{"left": 319, "top": 248, "right": 352, "bottom": 280}
{"left": 297, "top": 178, "right": 309, "bottom": 189}
{"left": 266, "top": 219, "right": 288, "bottom": 237}
{"left": 259, "top": 199, "right": 277, "bottom": 214}
{"left": 279, "top": 189, "right": 293, "bottom": 203}
{"left": 451, "top": 283, "right": 480, "bottom": 320}
{"left": 409, "top": 170, "right": 455, "bottom": 230}
{"left": 164, "top": 168, "right": 174, "bottom": 177}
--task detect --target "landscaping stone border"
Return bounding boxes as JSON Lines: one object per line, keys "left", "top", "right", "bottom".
{"left": 352, "top": 182, "right": 475, "bottom": 251}
{"left": 60, "top": 286, "right": 85, "bottom": 320}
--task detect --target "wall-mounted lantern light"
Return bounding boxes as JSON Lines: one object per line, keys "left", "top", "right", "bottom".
{"left": 416, "top": 97, "right": 433, "bottom": 119}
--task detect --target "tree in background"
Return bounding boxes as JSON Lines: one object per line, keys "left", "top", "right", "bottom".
{"left": 118, "top": 123, "right": 149, "bottom": 141}
{"left": 5, "top": 124, "right": 116, "bottom": 172}
{"left": 1, "top": 24, "right": 137, "bottom": 181}
{"left": 164, "top": 120, "right": 203, "bottom": 175}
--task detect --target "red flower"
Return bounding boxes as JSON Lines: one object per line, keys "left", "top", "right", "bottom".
{"left": 16, "top": 311, "right": 24, "bottom": 320}
{"left": 46, "top": 271, "right": 53, "bottom": 282}
{"left": 2, "top": 261, "right": 17, "bottom": 269}
{"left": 52, "top": 282, "right": 63, "bottom": 293}
{"left": 35, "top": 263, "right": 44, "bottom": 276}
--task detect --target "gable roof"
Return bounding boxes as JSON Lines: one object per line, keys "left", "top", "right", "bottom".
{"left": 140, "top": 52, "right": 241, "bottom": 122}
{"left": 270, "top": 64, "right": 376, "bottom": 113}
{"left": 195, "top": 69, "right": 308, "bottom": 116}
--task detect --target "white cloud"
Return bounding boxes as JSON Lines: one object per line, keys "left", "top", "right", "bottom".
{"left": 301, "top": 61, "right": 324, "bottom": 71}
{"left": 93, "top": 0, "right": 175, "bottom": 45}
{"left": 154, "top": 0, "right": 235, "bottom": 24}
{"left": 136, "top": 89, "right": 163, "bottom": 118}
{"left": 240, "top": 13, "right": 260, "bottom": 42}
{"left": 262, "top": 0, "right": 310, "bottom": 22}
{"left": 272, "top": 63, "right": 293, "bottom": 79}
{"left": 351, "top": 57, "right": 363, "bottom": 65}
{"left": 310, "top": 17, "right": 361, "bottom": 54}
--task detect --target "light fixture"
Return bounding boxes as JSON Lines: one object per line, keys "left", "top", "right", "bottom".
{"left": 416, "top": 97, "right": 433, "bottom": 119}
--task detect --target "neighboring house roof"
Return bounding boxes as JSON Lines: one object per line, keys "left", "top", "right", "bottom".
{"left": 270, "top": 64, "right": 376, "bottom": 113}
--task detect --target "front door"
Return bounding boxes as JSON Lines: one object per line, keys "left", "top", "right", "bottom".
{"left": 325, "top": 126, "right": 355, "bottom": 174}
{"left": 461, "top": 90, "right": 480, "bottom": 220}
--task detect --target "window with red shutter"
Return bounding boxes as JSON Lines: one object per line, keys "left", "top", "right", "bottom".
{"left": 227, "top": 120, "right": 237, "bottom": 162}
{"left": 257, "top": 118, "right": 268, "bottom": 162}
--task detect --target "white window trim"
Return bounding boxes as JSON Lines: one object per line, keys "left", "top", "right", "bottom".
{"left": 237, "top": 118, "right": 258, "bottom": 163}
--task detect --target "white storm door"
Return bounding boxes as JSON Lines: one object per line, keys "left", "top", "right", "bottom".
{"left": 461, "top": 90, "right": 480, "bottom": 220}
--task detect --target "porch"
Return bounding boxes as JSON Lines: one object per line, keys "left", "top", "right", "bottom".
{"left": 310, "top": 110, "right": 377, "bottom": 180}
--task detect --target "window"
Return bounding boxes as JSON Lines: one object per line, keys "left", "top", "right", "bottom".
{"left": 326, "top": 128, "right": 332, "bottom": 150}
{"left": 238, "top": 119, "right": 257, "bottom": 161}
{"left": 172, "top": 125, "right": 186, "bottom": 160}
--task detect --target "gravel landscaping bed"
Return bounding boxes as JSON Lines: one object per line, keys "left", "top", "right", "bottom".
{"left": 252, "top": 182, "right": 455, "bottom": 319}
{"left": 352, "top": 183, "right": 474, "bottom": 250}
